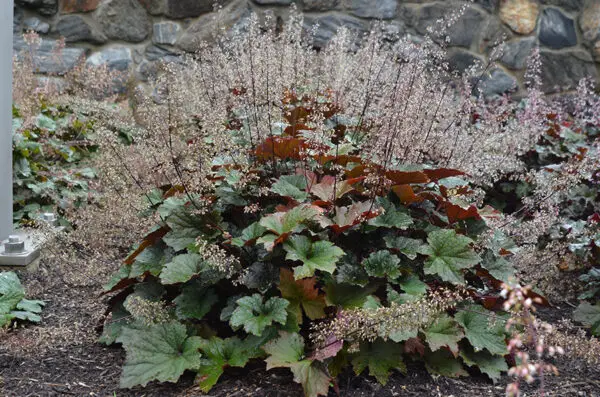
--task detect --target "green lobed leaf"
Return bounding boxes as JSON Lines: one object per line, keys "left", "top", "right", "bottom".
{"left": 173, "top": 282, "right": 218, "bottom": 320}
{"left": 351, "top": 339, "right": 406, "bottom": 385}
{"left": 455, "top": 305, "right": 507, "bottom": 355}
{"left": 573, "top": 302, "right": 600, "bottom": 336}
{"left": 232, "top": 222, "right": 267, "bottom": 247}
{"left": 15, "top": 298, "right": 45, "bottom": 314}
{"left": 368, "top": 198, "right": 413, "bottom": 229}
{"left": 0, "top": 272, "right": 26, "bottom": 315}
{"left": 384, "top": 235, "right": 424, "bottom": 260}
{"left": 481, "top": 251, "right": 515, "bottom": 284}
{"left": 196, "top": 336, "right": 261, "bottom": 392}
{"left": 164, "top": 209, "right": 222, "bottom": 251}
{"left": 160, "top": 253, "right": 205, "bottom": 285}
{"left": 130, "top": 244, "right": 172, "bottom": 278}
{"left": 419, "top": 229, "right": 481, "bottom": 285}
{"left": 284, "top": 235, "right": 345, "bottom": 279}
{"left": 422, "top": 314, "right": 464, "bottom": 354}
{"left": 230, "top": 294, "right": 289, "bottom": 336}
{"left": 270, "top": 175, "right": 309, "bottom": 201}
{"left": 362, "top": 250, "right": 401, "bottom": 279}
{"left": 99, "top": 301, "right": 130, "bottom": 345}
{"left": 0, "top": 272, "right": 44, "bottom": 328}
{"left": 323, "top": 280, "right": 378, "bottom": 309}
{"left": 425, "top": 349, "right": 468, "bottom": 378}
{"left": 335, "top": 255, "right": 369, "bottom": 286}
{"left": 241, "top": 262, "right": 279, "bottom": 293}
{"left": 263, "top": 332, "right": 330, "bottom": 397}
{"left": 279, "top": 268, "right": 326, "bottom": 323}
{"left": 259, "top": 204, "right": 322, "bottom": 237}
{"left": 117, "top": 322, "right": 203, "bottom": 388}
{"left": 459, "top": 346, "right": 508, "bottom": 383}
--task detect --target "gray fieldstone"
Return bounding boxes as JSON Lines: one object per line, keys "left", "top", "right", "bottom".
{"left": 95, "top": 0, "right": 152, "bottom": 43}
{"left": 137, "top": 60, "right": 156, "bottom": 81}
{"left": 301, "top": 0, "right": 339, "bottom": 12}
{"left": 499, "top": 36, "right": 536, "bottom": 70}
{"left": 540, "top": 49, "right": 598, "bottom": 93}
{"left": 13, "top": 37, "right": 85, "bottom": 74}
{"left": 16, "top": 0, "right": 58, "bottom": 16}
{"left": 23, "top": 17, "right": 50, "bottom": 34}
{"left": 56, "top": 15, "right": 106, "bottom": 43}
{"left": 579, "top": 2, "right": 600, "bottom": 43}
{"left": 447, "top": 48, "right": 485, "bottom": 74}
{"left": 415, "top": 4, "right": 487, "bottom": 48}
{"left": 540, "top": 0, "right": 584, "bottom": 12}
{"left": 145, "top": 45, "right": 182, "bottom": 62}
{"left": 347, "top": 0, "right": 397, "bottom": 20}
{"left": 474, "top": 0, "right": 499, "bottom": 12}
{"left": 479, "top": 16, "right": 513, "bottom": 52}
{"left": 166, "top": 0, "right": 219, "bottom": 18}
{"left": 539, "top": 7, "right": 577, "bottom": 49}
{"left": 86, "top": 47, "right": 133, "bottom": 71}
{"left": 177, "top": 1, "right": 251, "bottom": 51}
{"left": 153, "top": 22, "right": 181, "bottom": 45}
{"left": 476, "top": 68, "right": 518, "bottom": 98}
{"left": 303, "top": 13, "right": 369, "bottom": 49}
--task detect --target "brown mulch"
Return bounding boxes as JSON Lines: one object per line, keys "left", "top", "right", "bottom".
{"left": 1, "top": 258, "right": 600, "bottom": 397}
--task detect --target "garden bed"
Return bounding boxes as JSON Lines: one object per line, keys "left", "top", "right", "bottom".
{"left": 1, "top": 259, "right": 599, "bottom": 397}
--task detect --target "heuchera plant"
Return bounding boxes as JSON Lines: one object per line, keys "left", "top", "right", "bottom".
{"left": 486, "top": 89, "right": 600, "bottom": 336}
{"left": 100, "top": 86, "right": 520, "bottom": 395}
{"left": 0, "top": 271, "right": 45, "bottom": 328}
{"left": 90, "top": 9, "right": 572, "bottom": 396}
{"left": 12, "top": 103, "right": 99, "bottom": 227}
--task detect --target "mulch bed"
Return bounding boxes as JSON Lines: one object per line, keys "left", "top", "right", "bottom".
{"left": 1, "top": 258, "right": 600, "bottom": 397}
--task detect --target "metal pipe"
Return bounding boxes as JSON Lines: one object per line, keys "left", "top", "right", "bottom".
{"left": 0, "top": 1, "right": 14, "bottom": 240}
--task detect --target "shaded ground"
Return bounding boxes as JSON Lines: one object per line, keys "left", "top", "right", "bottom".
{"left": 1, "top": 257, "right": 600, "bottom": 397}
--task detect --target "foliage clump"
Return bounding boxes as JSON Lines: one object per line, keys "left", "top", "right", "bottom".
{"left": 484, "top": 79, "right": 600, "bottom": 335}
{"left": 0, "top": 272, "right": 45, "bottom": 328}
{"left": 12, "top": 103, "right": 98, "bottom": 227}
{"left": 88, "top": 11, "right": 537, "bottom": 395}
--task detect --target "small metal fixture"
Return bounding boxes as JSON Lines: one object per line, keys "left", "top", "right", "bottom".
{"left": 41, "top": 212, "right": 58, "bottom": 226}
{"left": 4, "top": 235, "right": 25, "bottom": 254}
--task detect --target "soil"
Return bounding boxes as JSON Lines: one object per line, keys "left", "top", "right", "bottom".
{"left": 1, "top": 257, "right": 600, "bottom": 397}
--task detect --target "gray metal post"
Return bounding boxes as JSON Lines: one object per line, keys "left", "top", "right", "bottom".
{"left": 0, "top": 1, "right": 14, "bottom": 241}
{"left": 0, "top": 1, "right": 44, "bottom": 268}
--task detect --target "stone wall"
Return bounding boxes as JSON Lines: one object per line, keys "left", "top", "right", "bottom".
{"left": 13, "top": 0, "right": 600, "bottom": 97}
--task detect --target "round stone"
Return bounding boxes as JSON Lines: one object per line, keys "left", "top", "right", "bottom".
{"left": 499, "top": 37, "right": 537, "bottom": 70}
{"left": 95, "top": 0, "right": 152, "bottom": 43}
{"left": 86, "top": 47, "right": 133, "bottom": 71}
{"left": 56, "top": 15, "right": 106, "bottom": 43}
{"left": 476, "top": 68, "right": 518, "bottom": 98}
{"left": 538, "top": 7, "right": 577, "bottom": 49}
{"left": 301, "top": 0, "right": 339, "bottom": 12}
{"left": 500, "top": 0, "right": 539, "bottom": 34}
{"left": 540, "top": 49, "right": 598, "bottom": 93}
{"left": 153, "top": 21, "right": 181, "bottom": 45}
{"left": 579, "top": 2, "right": 600, "bottom": 43}
{"left": 347, "top": 0, "right": 397, "bottom": 19}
